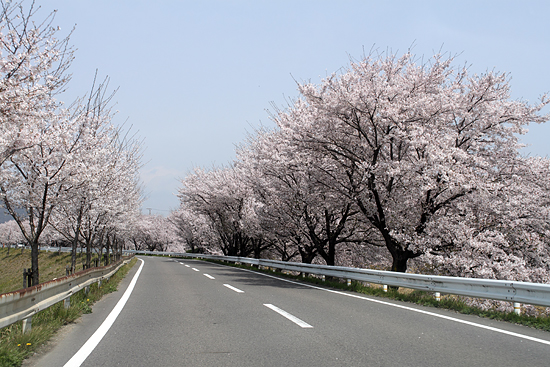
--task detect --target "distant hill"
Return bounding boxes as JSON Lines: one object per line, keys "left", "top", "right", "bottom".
{"left": 0, "top": 209, "right": 26, "bottom": 224}
{"left": 0, "top": 209, "right": 12, "bottom": 223}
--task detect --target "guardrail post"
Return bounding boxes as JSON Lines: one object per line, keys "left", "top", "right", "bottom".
{"left": 514, "top": 302, "right": 521, "bottom": 315}
{"left": 23, "top": 268, "right": 33, "bottom": 288}
{"left": 63, "top": 296, "right": 71, "bottom": 309}
{"left": 435, "top": 292, "right": 441, "bottom": 302}
{"left": 85, "top": 286, "right": 90, "bottom": 295}
{"left": 383, "top": 285, "right": 388, "bottom": 292}
{"left": 22, "top": 317, "right": 32, "bottom": 333}
{"left": 322, "top": 275, "right": 325, "bottom": 282}
{"left": 347, "top": 279, "right": 351, "bottom": 286}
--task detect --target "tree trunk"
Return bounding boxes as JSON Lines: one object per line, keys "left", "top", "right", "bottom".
{"left": 71, "top": 238, "right": 77, "bottom": 274}
{"left": 105, "top": 236, "right": 111, "bottom": 265}
{"left": 86, "top": 240, "right": 92, "bottom": 269}
{"left": 390, "top": 252, "right": 409, "bottom": 273}
{"left": 298, "top": 246, "right": 317, "bottom": 264}
{"left": 72, "top": 206, "right": 83, "bottom": 273}
{"left": 252, "top": 238, "right": 265, "bottom": 259}
{"left": 117, "top": 238, "right": 122, "bottom": 261}
{"left": 31, "top": 242, "right": 39, "bottom": 285}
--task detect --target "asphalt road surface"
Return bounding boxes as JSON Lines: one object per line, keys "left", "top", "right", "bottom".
{"left": 27, "top": 256, "right": 550, "bottom": 366}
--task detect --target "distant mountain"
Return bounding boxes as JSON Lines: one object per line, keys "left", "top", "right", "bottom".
{"left": 0, "top": 210, "right": 12, "bottom": 223}
{"left": 0, "top": 209, "right": 26, "bottom": 224}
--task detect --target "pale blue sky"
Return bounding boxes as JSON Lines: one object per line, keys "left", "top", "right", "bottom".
{"left": 36, "top": 0, "right": 550, "bottom": 215}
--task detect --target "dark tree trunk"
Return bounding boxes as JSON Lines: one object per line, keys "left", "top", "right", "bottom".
{"left": 252, "top": 238, "right": 262, "bottom": 259}
{"left": 31, "top": 242, "right": 39, "bottom": 285}
{"left": 390, "top": 251, "right": 410, "bottom": 273}
{"left": 71, "top": 239, "right": 77, "bottom": 274}
{"left": 72, "top": 203, "right": 84, "bottom": 273}
{"left": 86, "top": 240, "right": 92, "bottom": 269}
{"left": 105, "top": 236, "right": 111, "bottom": 266}
{"left": 118, "top": 238, "right": 123, "bottom": 261}
{"left": 298, "top": 245, "right": 317, "bottom": 264}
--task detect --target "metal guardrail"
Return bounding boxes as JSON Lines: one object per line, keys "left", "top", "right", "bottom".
{"left": 0, "top": 255, "right": 134, "bottom": 331}
{"left": 127, "top": 250, "right": 550, "bottom": 309}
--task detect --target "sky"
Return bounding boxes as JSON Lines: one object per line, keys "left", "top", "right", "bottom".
{"left": 33, "top": 0, "right": 550, "bottom": 216}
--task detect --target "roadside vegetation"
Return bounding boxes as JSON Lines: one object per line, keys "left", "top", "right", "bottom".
{"left": 0, "top": 253, "right": 137, "bottom": 367}
{"left": 0, "top": 248, "right": 105, "bottom": 295}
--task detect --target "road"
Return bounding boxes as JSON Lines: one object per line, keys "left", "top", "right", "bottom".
{"left": 28, "top": 256, "right": 550, "bottom": 366}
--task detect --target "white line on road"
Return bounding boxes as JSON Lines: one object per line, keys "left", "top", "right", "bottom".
{"left": 185, "top": 265, "right": 190, "bottom": 268}
{"left": 223, "top": 284, "right": 244, "bottom": 293}
{"left": 264, "top": 304, "right": 313, "bottom": 328}
{"left": 192, "top": 268, "right": 200, "bottom": 272}
{"left": 240, "top": 268, "right": 550, "bottom": 346}
{"left": 204, "top": 274, "right": 215, "bottom": 279}
{"left": 63, "top": 258, "right": 145, "bottom": 367}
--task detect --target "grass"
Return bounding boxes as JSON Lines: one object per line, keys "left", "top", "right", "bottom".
{"left": 0, "top": 247, "right": 105, "bottom": 294}
{"left": 198, "top": 258, "right": 550, "bottom": 332}
{"left": 0, "top": 255, "right": 137, "bottom": 367}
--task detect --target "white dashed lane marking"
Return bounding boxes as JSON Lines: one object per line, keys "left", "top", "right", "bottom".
{"left": 264, "top": 304, "right": 313, "bottom": 328}
{"left": 223, "top": 284, "right": 244, "bottom": 293}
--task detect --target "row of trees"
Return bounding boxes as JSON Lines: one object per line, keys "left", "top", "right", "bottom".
{"left": 0, "top": 1, "right": 143, "bottom": 285}
{"left": 128, "top": 214, "right": 182, "bottom": 253}
{"left": 176, "top": 51, "right": 550, "bottom": 284}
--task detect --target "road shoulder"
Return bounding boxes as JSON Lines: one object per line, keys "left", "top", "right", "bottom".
{"left": 22, "top": 257, "right": 142, "bottom": 367}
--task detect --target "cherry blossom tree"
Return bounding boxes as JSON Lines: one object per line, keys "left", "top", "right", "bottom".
{"left": 48, "top": 75, "right": 119, "bottom": 270}
{"left": 168, "top": 207, "right": 213, "bottom": 253}
{"left": 66, "top": 125, "right": 143, "bottom": 269}
{"left": 0, "top": 2, "right": 143, "bottom": 281}
{"left": 178, "top": 165, "right": 271, "bottom": 257}
{"left": 0, "top": 0, "right": 73, "bottom": 166}
{"left": 0, "top": 108, "right": 90, "bottom": 284}
{"left": 0, "top": 219, "right": 23, "bottom": 247}
{"left": 236, "top": 129, "right": 370, "bottom": 265}
{"left": 423, "top": 156, "right": 550, "bottom": 282}
{"left": 129, "top": 214, "right": 178, "bottom": 252}
{"left": 273, "top": 51, "right": 550, "bottom": 273}
{"left": 0, "top": 0, "right": 76, "bottom": 284}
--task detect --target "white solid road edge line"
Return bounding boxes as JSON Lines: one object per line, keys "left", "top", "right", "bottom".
{"left": 63, "top": 258, "right": 145, "bottom": 367}
{"left": 264, "top": 304, "right": 313, "bottom": 328}
{"left": 238, "top": 268, "right": 550, "bottom": 346}
{"left": 223, "top": 284, "right": 244, "bottom": 293}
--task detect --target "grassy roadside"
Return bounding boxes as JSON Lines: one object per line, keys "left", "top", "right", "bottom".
{"left": 0, "top": 247, "right": 105, "bottom": 294}
{"left": 198, "top": 258, "right": 550, "bottom": 332}
{"left": 0, "top": 256, "right": 137, "bottom": 367}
